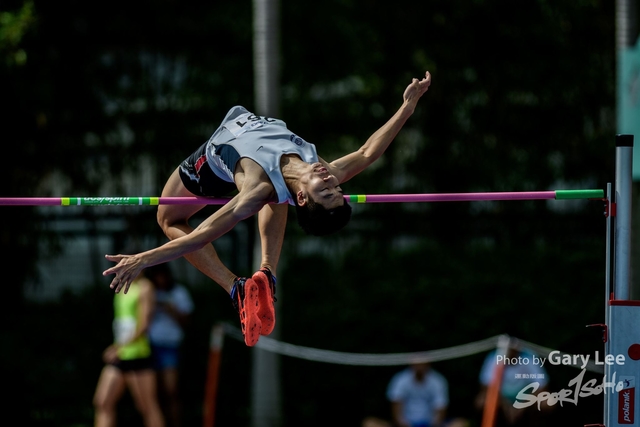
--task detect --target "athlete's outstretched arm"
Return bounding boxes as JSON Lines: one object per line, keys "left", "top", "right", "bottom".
{"left": 327, "top": 71, "right": 431, "bottom": 183}
{"left": 103, "top": 187, "right": 270, "bottom": 294}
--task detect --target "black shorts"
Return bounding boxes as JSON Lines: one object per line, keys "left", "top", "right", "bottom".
{"left": 178, "top": 141, "right": 237, "bottom": 197}
{"left": 109, "top": 356, "right": 154, "bottom": 372}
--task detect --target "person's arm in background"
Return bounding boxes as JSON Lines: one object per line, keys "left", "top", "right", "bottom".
{"left": 390, "top": 401, "right": 410, "bottom": 427}
{"left": 133, "top": 276, "right": 155, "bottom": 338}
{"left": 474, "top": 385, "right": 488, "bottom": 411}
{"left": 432, "top": 371, "right": 450, "bottom": 427}
{"left": 433, "top": 406, "right": 447, "bottom": 427}
{"left": 158, "top": 300, "right": 191, "bottom": 328}
{"left": 158, "top": 286, "right": 193, "bottom": 329}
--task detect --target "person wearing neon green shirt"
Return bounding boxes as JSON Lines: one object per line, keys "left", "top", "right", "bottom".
{"left": 93, "top": 271, "right": 165, "bottom": 427}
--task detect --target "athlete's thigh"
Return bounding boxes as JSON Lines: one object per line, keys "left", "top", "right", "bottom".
{"left": 158, "top": 167, "right": 208, "bottom": 224}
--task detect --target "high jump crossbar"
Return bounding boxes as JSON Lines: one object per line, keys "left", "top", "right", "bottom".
{"left": 0, "top": 189, "right": 604, "bottom": 206}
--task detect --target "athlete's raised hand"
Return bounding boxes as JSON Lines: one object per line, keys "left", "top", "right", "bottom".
{"left": 403, "top": 71, "right": 431, "bottom": 106}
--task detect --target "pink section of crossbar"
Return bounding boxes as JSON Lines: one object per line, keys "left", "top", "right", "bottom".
{"left": 358, "top": 192, "right": 557, "bottom": 203}
{"left": 0, "top": 198, "right": 63, "bottom": 206}
{"left": 160, "top": 197, "right": 231, "bottom": 204}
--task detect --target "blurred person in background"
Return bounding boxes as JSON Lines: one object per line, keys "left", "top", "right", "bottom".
{"left": 146, "top": 262, "right": 194, "bottom": 427}
{"left": 93, "top": 269, "right": 164, "bottom": 427}
{"left": 474, "top": 339, "right": 551, "bottom": 427}
{"left": 386, "top": 361, "right": 449, "bottom": 427}
{"left": 361, "top": 360, "right": 469, "bottom": 427}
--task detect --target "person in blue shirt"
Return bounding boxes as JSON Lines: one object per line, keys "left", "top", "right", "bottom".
{"left": 146, "top": 262, "right": 194, "bottom": 427}
{"left": 387, "top": 362, "right": 449, "bottom": 427}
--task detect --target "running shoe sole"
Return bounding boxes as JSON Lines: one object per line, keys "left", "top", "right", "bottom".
{"left": 235, "top": 278, "right": 262, "bottom": 346}
{"left": 253, "top": 270, "right": 276, "bottom": 336}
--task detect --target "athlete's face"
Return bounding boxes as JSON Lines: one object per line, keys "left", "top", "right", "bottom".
{"left": 299, "top": 163, "right": 344, "bottom": 209}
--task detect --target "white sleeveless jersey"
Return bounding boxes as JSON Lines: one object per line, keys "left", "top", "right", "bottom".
{"left": 205, "top": 105, "right": 319, "bottom": 205}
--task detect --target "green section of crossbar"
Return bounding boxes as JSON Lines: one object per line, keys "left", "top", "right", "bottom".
{"left": 61, "top": 197, "right": 160, "bottom": 206}
{"left": 555, "top": 189, "right": 604, "bottom": 200}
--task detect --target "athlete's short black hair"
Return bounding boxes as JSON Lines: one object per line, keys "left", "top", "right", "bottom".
{"left": 295, "top": 196, "right": 352, "bottom": 236}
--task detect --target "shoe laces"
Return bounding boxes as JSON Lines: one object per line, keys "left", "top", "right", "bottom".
{"left": 260, "top": 268, "right": 277, "bottom": 302}
{"left": 230, "top": 277, "right": 247, "bottom": 312}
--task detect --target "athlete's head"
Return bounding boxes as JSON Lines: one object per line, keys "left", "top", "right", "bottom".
{"left": 295, "top": 197, "right": 352, "bottom": 236}
{"left": 293, "top": 162, "right": 352, "bottom": 236}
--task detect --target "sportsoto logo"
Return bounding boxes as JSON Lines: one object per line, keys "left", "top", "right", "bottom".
{"left": 509, "top": 351, "right": 630, "bottom": 411}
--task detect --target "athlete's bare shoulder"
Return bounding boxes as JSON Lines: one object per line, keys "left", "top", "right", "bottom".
{"left": 235, "top": 158, "right": 277, "bottom": 201}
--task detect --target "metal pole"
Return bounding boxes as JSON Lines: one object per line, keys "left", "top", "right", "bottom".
{"left": 252, "top": 0, "right": 282, "bottom": 426}
{"left": 614, "top": 134, "right": 634, "bottom": 300}
{"left": 605, "top": 134, "right": 635, "bottom": 427}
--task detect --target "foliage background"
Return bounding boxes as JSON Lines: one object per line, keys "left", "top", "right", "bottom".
{"left": 1, "top": 0, "right": 629, "bottom": 426}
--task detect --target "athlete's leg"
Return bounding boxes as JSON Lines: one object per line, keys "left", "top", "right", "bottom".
{"left": 125, "top": 369, "right": 165, "bottom": 427}
{"left": 93, "top": 365, "right": 127, "bottom": 427}
{"left": 256, "top": 202, "right": 287, "bottom": 275}
{"left": 252, "top": 202, "right": 287, "bottom": 335}
{"left": 157, "top": 167, "right": 237, "bottom": 293}
{"left": 160, "top": 167, "right": 263, "bottom": 346}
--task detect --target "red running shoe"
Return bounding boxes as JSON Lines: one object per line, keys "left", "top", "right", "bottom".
{"left": 230, "top": 277, "right": 261, "bottom": 346}
{"left": 252, "top": 268, "right": 277, "bottom": 336}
